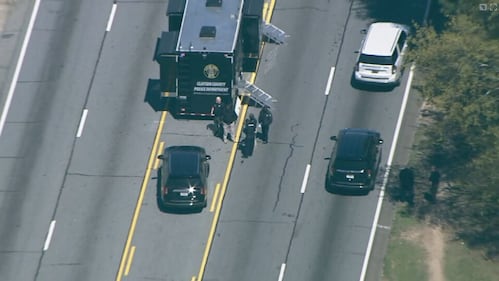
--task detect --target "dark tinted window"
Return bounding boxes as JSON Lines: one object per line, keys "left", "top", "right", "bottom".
{"left": 397, "top": 31, "right": 407, "bottom": 49}
{"left": 359, "top": 54, "right": 393, "bottom": 65}
{"left": 167, "top": 177, "right": 202, "bottom": 188}
{"left": 391, "top": 48, "right": 399, "bottom": 63}
{"left": 334, "top": 159, "right": 368, "bottom": 171}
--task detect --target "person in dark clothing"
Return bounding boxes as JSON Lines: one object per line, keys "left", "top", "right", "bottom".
{"left": 211, "top": 96, "right": 224, "bottom": 138}
{"left": 222, "top": 103, "right": 238, "bottom": 143}
{"left": 258, "top": 106, "right": 273, "bottom": 144}
{"left": 399, "top": 167, "right": 415, "bottom": 206}
{"left": 240, "top": 113, "right": 257, "bottom": 158}
{"left": 427, "top": 166, "right": 441, "bottom": 202}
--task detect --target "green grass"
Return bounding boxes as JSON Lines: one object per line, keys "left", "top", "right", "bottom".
{"left": 382, "top": 207, "right": 428, "bottom": 281}
{"left": 444, "top": 239, "right": 499, "bottom": 281}
{"left": 383, "top": 205, "right": 499, "bottom": 281}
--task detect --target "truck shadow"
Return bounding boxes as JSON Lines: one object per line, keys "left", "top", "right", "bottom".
{"left": 144, "top": 79, "right": 168, "bottom": 112}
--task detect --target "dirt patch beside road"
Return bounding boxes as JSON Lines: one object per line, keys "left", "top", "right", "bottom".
{"left": 402, "top": 224, "right": 446, "bottom": 281}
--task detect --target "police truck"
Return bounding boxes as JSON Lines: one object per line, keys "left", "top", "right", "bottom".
{"left": 154, "top": 0, "right": 285, "bottom": 118}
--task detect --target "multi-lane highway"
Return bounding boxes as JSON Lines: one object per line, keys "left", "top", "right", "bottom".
{"left": 0, "top": 0, "right": 427, "bottom": 281}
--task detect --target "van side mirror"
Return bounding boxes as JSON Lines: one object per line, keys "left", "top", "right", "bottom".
{"left": 157, "top": 155, "right": 164, "bottom": 160}
{"left": 360, "top": 29, "right": 367, "bottom": 34}
{"left": 378, "top": 139, "right": 384, "bottom": 144}
{"left": 330, "top": 136, "right": 337, "bottom": 141}
{"left": 205, "top": 155, "right": 212, "bottom": 160}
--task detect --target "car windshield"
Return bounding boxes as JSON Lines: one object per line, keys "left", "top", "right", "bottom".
{"left": 334, "top": 160, "right": 367, "bottom": 171}
{"left": 359, "top": 54, "right": 393, "bottom": 65}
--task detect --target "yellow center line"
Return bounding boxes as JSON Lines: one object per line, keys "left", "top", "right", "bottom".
{"left": 154, "top": 141, "right": 165, "bottom": 170}
{"left": 124, "top": 245, "right": 136, "bottom": 276}
{"left": 210, "top": 183, "right": 221, "bottom": 212}
{"left": 195, "top": 1, "right": 277, "bottom": 280}
{"left": 191, "top": 276, "right": 196, "bottom": 281}
{"left": 115, "top": 111, "right": 168, "bottom": 281}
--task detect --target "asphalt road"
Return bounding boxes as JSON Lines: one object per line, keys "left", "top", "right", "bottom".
{"left": 0, "top": 0, "right": 427, "bottom": 281}
{"left": 203, "top": 0, "right": 421, "bottom": 281}
{"left": 0, "top": 1, "right": 163, "bottom": 280}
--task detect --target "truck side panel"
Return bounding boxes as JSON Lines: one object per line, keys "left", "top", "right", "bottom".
{"left": 156, "top": 32, "right": 179, "bottom": 93}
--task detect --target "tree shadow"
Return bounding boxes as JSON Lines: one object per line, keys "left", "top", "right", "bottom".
{"left": 354, "top": 0, "right": 446, "bottom": 30}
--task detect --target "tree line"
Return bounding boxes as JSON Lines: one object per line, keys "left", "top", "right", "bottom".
{"left": 402, "top": 0, "right": 499, "bottom": 258}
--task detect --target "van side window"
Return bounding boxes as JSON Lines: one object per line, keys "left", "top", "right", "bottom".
{"left": 391, "top": 48, "right": 399, "bottom": 64}
{"left": 397, "top": 31, "right": 407, "bottom": 50}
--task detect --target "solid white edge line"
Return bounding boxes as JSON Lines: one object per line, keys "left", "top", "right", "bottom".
{"left": 43, "top": 220, "right": 56, "bottom": 251}
{"left": 300, "top": 164, "right": 311, "bottom": 194}
{"left": 0, "top": 0, "right": 42, "bottom": 137}
{"left": 277, "top": 263, "right": 286, "bottom": 281}
{"left": 106, "top": 4, "right": 117, "bottom": 32}
{"left": 358, "top": 63, "right": 416, "bottom": 281}
{"left": 324, "top": 67, "right": 335, "bottom": 96}
{"left": 76, "top": 109, "right": 89, "bottom": 138}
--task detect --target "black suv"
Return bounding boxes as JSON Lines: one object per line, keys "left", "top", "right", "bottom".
{"left": 157, "top": 146, "right": 211, "bottom": 211}
{"left": 325, "top": 128, "right": 383, "bottom": 194}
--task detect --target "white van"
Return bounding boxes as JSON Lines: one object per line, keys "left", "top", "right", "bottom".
{"left": 353, "top": 22, "right": 409, "bottom": 86}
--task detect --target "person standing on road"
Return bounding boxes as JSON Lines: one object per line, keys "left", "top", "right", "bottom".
{"left": 258, "top": 106, "right": 273, "bottom": 144}
{"left": 240, "top": 113, "right": 257, "bottom": 158}
{"left": 222, "top": 103, "right": 238, "bottom": 143}
{"left": 211, "top": 96, "right": 224, "bottom": 138}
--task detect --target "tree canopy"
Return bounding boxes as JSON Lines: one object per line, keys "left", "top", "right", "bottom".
{"left": 406, "top": 1, "right": 499, "bottom": 258}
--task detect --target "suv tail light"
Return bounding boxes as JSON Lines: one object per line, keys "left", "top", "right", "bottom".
{"left": 392, "top": 65, "right": 397, "bottom": 74}
{"left": 200, "top": 187, "right": 206, "bottom": 195}
{"left": 162, "top": 186, "right": 168, "bottom": 195}
{"left": 367, "top": 169, "right": 372, "bottom": 178}
{"left": 355, "top": 63, "right": 359, "bottom": 72}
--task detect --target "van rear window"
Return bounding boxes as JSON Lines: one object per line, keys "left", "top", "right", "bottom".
{"left": 359, "top": 54, "right": 393, "bottom": 65}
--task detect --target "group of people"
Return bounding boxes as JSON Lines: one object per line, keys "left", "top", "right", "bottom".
{"left": 398, "top": 165, "right": 441, "bottom": 206}
{"left": 210, "top": 96, "right": 273, "bottom": 158}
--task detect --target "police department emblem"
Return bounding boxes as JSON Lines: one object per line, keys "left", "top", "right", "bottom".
{"left": 203, "top": 64, "right": 219, "bottom": 79}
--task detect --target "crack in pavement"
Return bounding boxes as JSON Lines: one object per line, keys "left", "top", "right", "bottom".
{"left": 273, "top": 123, "right": 299, "bottom": 212}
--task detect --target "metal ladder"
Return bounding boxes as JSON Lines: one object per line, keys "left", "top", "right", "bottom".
{"left": 262, "top": 23, "right": 288, "bottom": 45}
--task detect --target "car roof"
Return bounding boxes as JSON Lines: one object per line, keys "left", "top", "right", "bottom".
{"left": 362, "top": 22, "right": 402, "bottom": 56}
{"left": 165, "top": 146, "right": 205, "bottom": 177}
{"left": 336, "top": 129, "right": 379, "bottom": 161}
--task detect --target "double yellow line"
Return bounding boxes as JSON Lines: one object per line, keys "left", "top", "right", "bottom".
{"left": 194, "top": 1, "right": 277, "bottom": 280}
{"left": 115, "top": 1, "right": 277, "bottom": 280}
{"left": 115, "top": 112, "right": 167, "bottom": 281}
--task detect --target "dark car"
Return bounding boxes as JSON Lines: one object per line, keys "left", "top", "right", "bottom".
{"left": 325, "top": 128, "right": 383, "bottom": 195}
{"left": 157, "top": 146, "right": 211, "bottom": 211}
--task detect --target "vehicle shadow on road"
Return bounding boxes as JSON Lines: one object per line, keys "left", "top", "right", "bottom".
{"left": 144, "top": 79, "right": 168, "bottom": 112}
